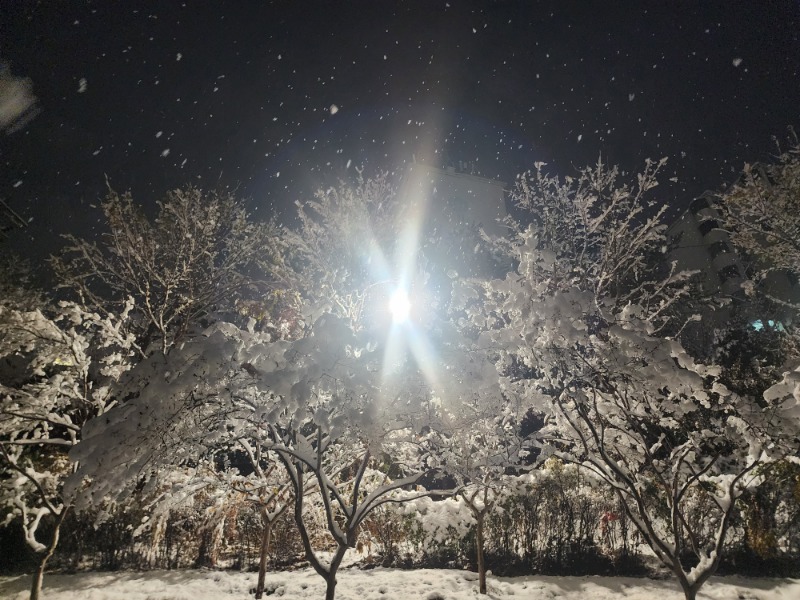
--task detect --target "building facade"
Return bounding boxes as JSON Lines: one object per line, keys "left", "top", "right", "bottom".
{"left": 667, "top": 175, "right": 799, "bottom": 355}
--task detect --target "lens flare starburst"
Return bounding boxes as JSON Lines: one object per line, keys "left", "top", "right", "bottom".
{"left": 349, "top": 174, "right": 433, "bottom": 390}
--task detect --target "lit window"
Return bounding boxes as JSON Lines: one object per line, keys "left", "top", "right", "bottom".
{"left": 751, "top": 319, "right": 786, "bottom": 332}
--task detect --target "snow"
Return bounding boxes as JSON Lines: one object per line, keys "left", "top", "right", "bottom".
{"left": 0, "top": 568, "right": 795, "bottom": 600}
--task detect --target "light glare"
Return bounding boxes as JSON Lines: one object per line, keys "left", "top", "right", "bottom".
{"left": 389, "top": 289, "right": 411, "bottom": 323}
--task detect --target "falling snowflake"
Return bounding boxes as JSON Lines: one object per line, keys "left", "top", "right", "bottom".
{"left": 78, "top": 78, "right": 88, "bottom": 93}
{"left": 176, "top": 52, "right": 183, "bottom": 61}
{"left": 732, "top": 57, "right": 743, "bottom": 67}
{"left": 330, "top": 104, "right": 339, "bottom": 115}
{"left": 161, "top": 148, "right": 170, "bottom": 157}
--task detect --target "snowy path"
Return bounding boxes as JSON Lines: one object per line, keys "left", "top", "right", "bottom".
{"left": 1, "top": 568, "right": 798, "bottom": 600}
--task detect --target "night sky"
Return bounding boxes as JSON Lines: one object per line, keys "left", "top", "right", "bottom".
{"left": 1, "top": 1, "right": 799, "bottom": 265}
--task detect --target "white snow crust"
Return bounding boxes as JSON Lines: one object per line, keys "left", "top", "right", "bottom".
{"left": 0, "top": 567, "right": 795, "bottom": 600}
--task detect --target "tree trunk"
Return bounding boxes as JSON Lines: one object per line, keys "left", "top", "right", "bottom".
{"left": 678, "top": 580, "right": 697, "bottom": 600}
{"left": 324, "top": 575, "right": 337, "bottom": 600}
{"left": 255, "top": 520, "right": 273, "bottom": 599}
{"left": 323, "top": 544, "right": 348, "bottom": 600}
{"left": 672, "top": 564, "right": 702, "bottom": 600}
{"left": 195, "top": 531, "right": 211, "bottom": 568}
{"left": 30, "top": 505, "right": 69, "bottom": 600}
{"left": 476, "top": 513, "right": 487, "bottom": 595}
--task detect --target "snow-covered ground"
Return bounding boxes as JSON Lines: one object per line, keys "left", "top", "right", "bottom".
{"left": 1, "top": 567, "right": 798, "bottom": 600}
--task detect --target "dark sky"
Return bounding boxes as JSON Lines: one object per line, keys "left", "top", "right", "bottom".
{"left": 1, "top": 1, "right": 799, "bottom": 265}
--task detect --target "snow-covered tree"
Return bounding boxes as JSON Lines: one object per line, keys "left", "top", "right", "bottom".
{"left": 0, "top": 255, "right": 42, "bottom": 312}
{"left": 67, "top": 313, "right": 457, "bottom": 600}
{"left": 63, "top": 169, "right": 512, "bottom": 599}
{"left": 284, "top": 171, "right": 409, "bottom": 329}
{"left": 429, "top": 393, "right": 529, "bottom": 594}
{"left": 51, "top": 185, "right": 295, "bottom": 356}
{"left": 454, "top": 159, "right": 800, "bottom": 600}
{"left": 196, "top": 443, "right": 294, "bottom": 598}
{"left": 719, "top": 131, "right": 800, "bottom": 322}
{"left": 0, "top": 288, "right": 136, "bottom": 600}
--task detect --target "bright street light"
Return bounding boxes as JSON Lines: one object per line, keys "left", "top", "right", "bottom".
{"left": 388, "top": 288, "right": 411, "bottom": 323}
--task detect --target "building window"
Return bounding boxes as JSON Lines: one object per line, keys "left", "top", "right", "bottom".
{"left": 751, "top": 319, "right": 786, "bottom": 332}
{"left": 717, "top": 264, "right": 740, "bottom": 283}
{"left": 699, "top": 219, "right": 721, "bottom": 236}
{"left": 690, "top": 197, "right": 711, "bottom": 214}
{"left": 707, "top": 240, "right": 731, "bottom": 259}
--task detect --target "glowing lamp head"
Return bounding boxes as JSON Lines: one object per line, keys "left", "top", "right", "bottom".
{"left": 388, "top": 288, "right": 411, "bottom": 323}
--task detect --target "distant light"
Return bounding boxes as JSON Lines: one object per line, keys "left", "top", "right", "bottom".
{"left": 751, "top": 319, "right": 786, "bottom": 332}
{"left": 389, "top": 289, "right": 411, "bottom": 323}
